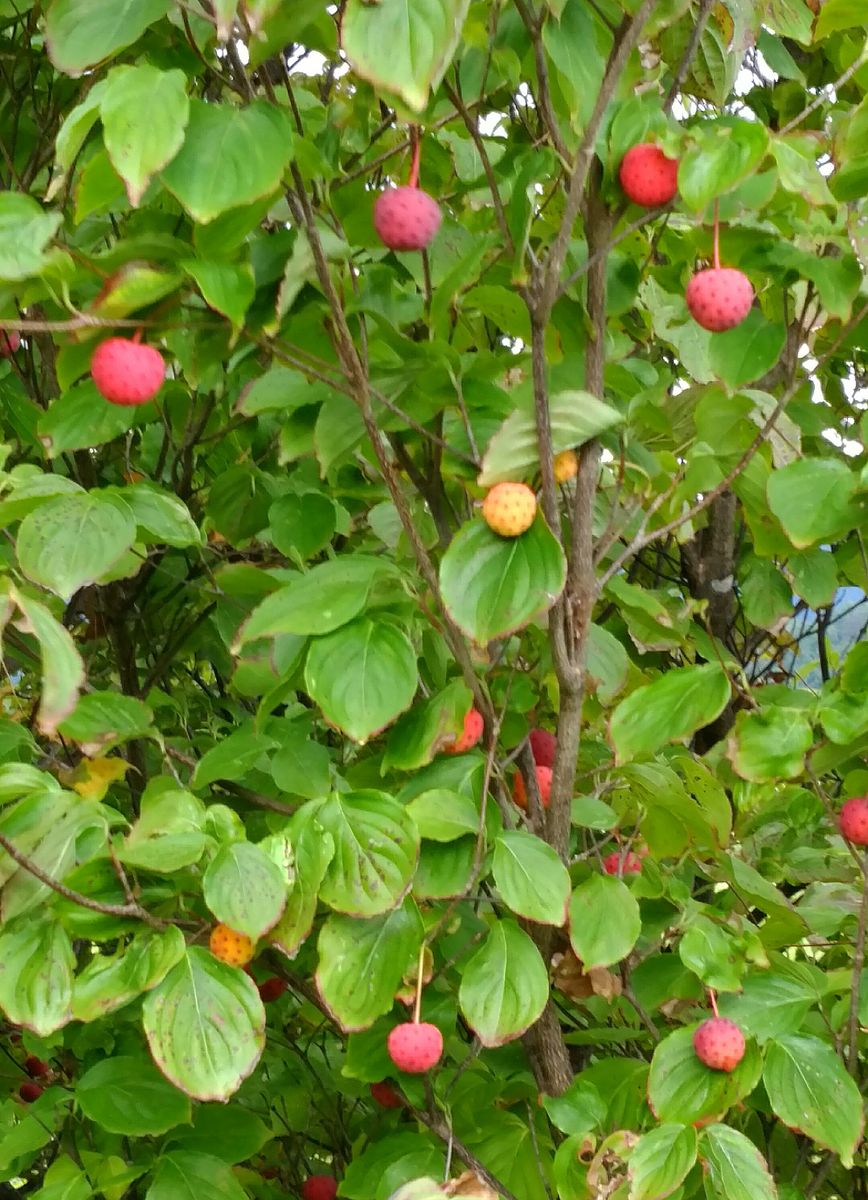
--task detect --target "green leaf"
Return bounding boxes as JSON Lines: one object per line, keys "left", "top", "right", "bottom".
{"left": 648, "top": 1026, "right": 762, "bottom": 1125}
{"left": 678, "top": 120, "right": 769, "bottom": 212}
{"left": 717, "top": 963, "right": 818, "bottom": 1043}
{"left": 2, "top": 800, "right": 106, "bottom": 921}
{"left": 17, "top": 492, "right": 136, "bottom": 601}
{"left": 269, "top": 812, "right": 333, "bottom": 957}
{"left": 120, "top": 784, "right": 206, "bottom": 873}
{"left": 763, "top": 1034, "right": 863, "bottom": 1167}
{"left": 629, "top": 1124, "right": 697, "bottom": 1200}
{"left": 146, "top": 1152, "right": 247, "bottom": 1200}
{"left": 77, "top": 1055, "right": 191, "bottom": 1136}
{"left": 458, "top": 919, "right": 549, "bottom": 1046}
{"left": 541, "top": 1077, "right": 606, "bottom": 1136}
{"left": 609, "top": 665, "right": 730, "bottom": 764}
{"left": 192, "top": 729, "right": 276, "bottom": 789}
{"left": 203, "top": 841, "right": 288, "bottom": 940}
{"left": 788, "top": 549, "right": 838, "bottom": 608}
{"left": 305, "top": 618, "right": 418, "bottom": 743}
{"left": 679, "top": 916, "right": 745, "bottom": 991}
{"left": 166, "top": 1104, "right": 272, "bottom": 1165}
{"left": 728, "top": 707, "right": 813, "bottom": 782}
{"left": 119, "top": 483, "right": 201, "bottom": 547}
{"left": 182, "top": 259, "right": 255, "bottom": 329}
{"left": 161, "top": 100, "right": 293, "bottom": 224}
{"left": 10, "top": 588, "right": 85, "bottom": 734}
{"left": 767, "top": 458, "right": 863, "bottom": 549}
{"left": 478, "top": 391, "right": 623, "bottom": 487}
{"left": 439, "top": 515, "right": 566, "bottom": 644}
{"left": 316, "top": 901, "right": 423, "bottom": 1031}
{"left": 708, "top": 311, "right": 786, "bottom": 390}
{"left": 698, "top": 1125, "right": 776, "bottom": 1200}
{"left": 316, "top": 791, "right": 419, "bottom": 917}
{"left": 46, "top": 0, "right": 172, "bottom": 74}
{"left": 568, "top": 873, "right": 641, "bottom": 968}
{"left": 0, "top": 916, "right": 74, "bottom": 1036}
{"left": 236, "top": 556, "right": 395, "bottom": 643}
{"left": 72, "top": 927, "right": 187, "bottom": 1021}
{"left": 384, "top": 679, "right": 474, "bottom": 772}
{"left": 815, "top": 0, "right": 865, "bottom": 38}
{"left": 38, "top": 380, "right": 139, "bottom": 457}
{"left": 406, "top": 789, "right": 479, "bottom": 841}
{"left": 269, "top": 492, "right": 336, "bottom": 561}
{"left": 270, "top": 731, "right": 331, "bottom": 800}
{"left": 143, "top": 947, "right": 265, "bottom": 1102}
{"left": 342, "top": 0, "right": 471, "bottom": 112}
{"left": 0, "top": 192, "right": 62, "bottom": 281}
{"left": 492, "top": 829, "right": 571, "bottom": 925}
{"left": 587, "top": 623, "right": 630, "bottom": 705}
{"left": 58, "top": 690, "right": 153, "bottom": 754}
{"left": 99, "top": 65, "right": 189, "bottom": 205}
{"left": 772, "top": 135, "right": 836, "bottom": 206}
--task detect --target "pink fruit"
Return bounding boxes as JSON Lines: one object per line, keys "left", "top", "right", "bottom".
{"left": 602, "top": 851, "right": 642, "bottom": 876}
{"left": 686, "top": 267, "right": 753, "bottom": 333}
{"left": 301, "top": 1176, "right": 337, "bottom": 1200}
{"left": 91, "top": 337, "right": 165, "bottom": 406}
{"left": 374, "top": 186, "right": 441, "bottom": 251}
{"left": 693, "top": 1017, "right": 745, "bottom": 1072}
{"left": 445, "top": 708, "right": 483, "bottom": 754}
{"left": 619, "top": 144, "right": 679, "bottom": 207}
{"left": 370, "top": 1080, "right": 403, "bottom": 1108}
{"left": 387, "top": 1021, "right": 443, "bottom": 1073}
{"left": 513, "top": 764, "right": 552, "bottom": 811}
{"left": 529, "top": 729, "right": 557, "bottom": 769}
{"left": 0, "top": 330, "right": 20, "bottom": 357}
{"left": 839, "top": 796, "right": 868, "bottom": 846}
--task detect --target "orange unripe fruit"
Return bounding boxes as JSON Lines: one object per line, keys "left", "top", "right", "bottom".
{"left": 553, "top": 449, "right": 578, "bottom": 483}
{"left": 482, "top": 482, "right": 536, "bottom": 537}
{"left": 444, "top": 708, "right": 483, "bottom": 754}
{"left": 209, "top": 923, "right": 255, "bottom": 967}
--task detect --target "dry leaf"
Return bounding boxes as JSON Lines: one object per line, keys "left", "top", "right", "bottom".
{"left": 444, "top": 1172, "right": 497, "bottom": 1199}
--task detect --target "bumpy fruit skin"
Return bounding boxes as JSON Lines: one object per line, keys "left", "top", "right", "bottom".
{"left": 839, "top": 796, "right": 868, "bottom": 845}
{"left": 553, "top": 449, "right": 578, "bottom": 483}
{"left": 19, "top": 1082, "right": 43, "bottom": 1103}
{"left": 258, "top": 976, "right": 288, "bottom": 1003}
{"left": 445, "top": 708, "right": 483, "bottom": 754}
{"left": 91, "top": 337, "right": 165, "bottom": 406}
{"left": 374, "top": 186, "right": 442, "bottom": 251}
{"left": 602, "top": 851, "right": 642, "bottom": 876}
{"left": 686, "top": 268, "right": 753, "bottom": 333}
{"left": 529, "top": 729, "right": 557, "bottom": 769}
{"left": 693, "top": 1017, "right": 745, "bottom": 1072}
{"left": 301, "top": 1176, "right": 338, "bottom": 1200}
{"left": 209, "top": 923, "right": 255, "bottom": 967}
{"left": 387, "top": 1021, "right": 443, "bottom": 1073}
{"left": 482, "top": 482, "right": 536, "bottom": 537}
{"left": 370, "top": 1080, "right": 403, "bottom": 1108}
{"left": 0, "top": 330, "right": 21, "bottom": 357}
{"left": 24, "top": 1056, "right": 49, "bottom": 1079}
{"left": 619, "top": 144, "right": 679, "bottom": 207}
{"left": 513, "top": 764, "right": 553, "bottom": 811}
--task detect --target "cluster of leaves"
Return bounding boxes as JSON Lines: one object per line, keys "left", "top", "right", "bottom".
{"left": 0, "top": 0, "right": 866, "bottom": 1199}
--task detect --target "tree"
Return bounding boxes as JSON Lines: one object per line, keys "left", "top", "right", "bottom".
{"left": 0, "top": 0, "right": 866, "bottom": 1196}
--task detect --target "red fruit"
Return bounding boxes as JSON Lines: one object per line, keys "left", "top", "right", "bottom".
{"left": 839, "top": 796, "right": 868, "bottom": 846}
{"left": 529, "top": 729, "right": 557, "bottom": 769}
{"left": 445, "top": 708, "right": 483, "bottom": 755}
{"left": 370, "top": 1080, "right": 403, "bottom": 1108}
{"left": 602, "top": 851, "right": 642, "bottom": 876}
{"left": 91, "top": 337, "right": 165, "bottom": 406}
{"left": 19, "top": 1082, "right": 43, "bottom": 1103}
{"left": 693, "top": 1017, "right": 745, "bottom": 1072}
{"left": 258, "top": 977, "right": 288, "bottom": 1003}
{"left": 374, "top": 186, "right": 441, "bottom": 251}
{"left": 513, "top": 764, "right": 552, "bottom": 811}
{"left": 619, "top": 144, "right": 679, "bottom": 207}
{"left": 387, "top": 1021, "right": 443, "bottom": 1073}
{"left": 0, "top": 330, "right": 20, "bottom": 357}
{"left": 686, "top": 267, "right": 753, "bottom": 333}
{"left": 301, "top": 1176, "right": 337, "bottom": 1200}
{"left": 24, "top": 1056, "right": 49, "bottom": 1079}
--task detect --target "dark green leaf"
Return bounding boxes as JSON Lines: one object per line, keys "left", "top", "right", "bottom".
{"left": 315, "top": 791, "right": 419, "bottom": 917}
{"left": 648, "top": 1027, "right": 762, "bottom": 1125}
{"left": 492, "top": 829, "right": 570, "bottom": 925}
{"left": 568, "top": 874, "right": 641, "bottom": 968}
{"left": 629, "top": 1123, "right": 697, "bottom": 1200}
{"left": 458, "top": 919, "right": 548, "bottom": 1046}
{"left": 609, "top": 665, "right": 730, "bottom": 763}
{"left": 77, "top": 1055, "right": 191, "bottom": 1136}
